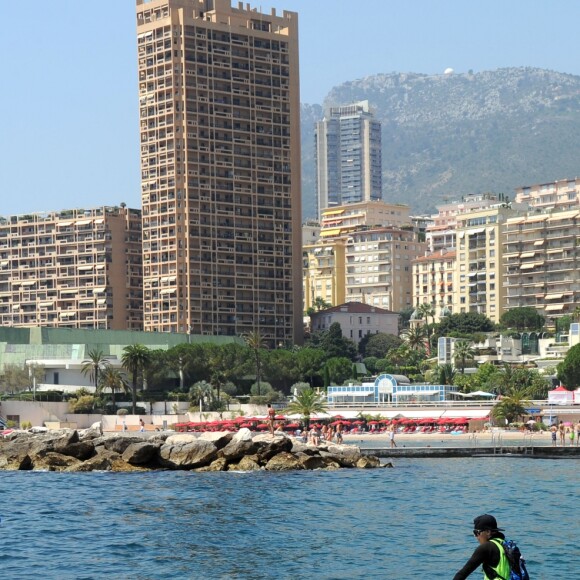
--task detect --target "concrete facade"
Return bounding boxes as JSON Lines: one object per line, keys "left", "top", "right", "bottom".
{"left": 310, "top": 302, "right": 399, "bottom": 344}
{"left": 315, "top": 100, "right": 382, "bottom": 215}
{"left": 0, "top": 206, "right": 143, "bottom": 330}
{"left": 136, "top": 0, "right": 302, "bottom": 346}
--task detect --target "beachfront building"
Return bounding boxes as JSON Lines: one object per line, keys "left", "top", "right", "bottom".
{"left": 302, "top": 238, "right": 346, "bottom": 312}
{"left": 327, "top": 373, "right": 458, "bottom": 405}
{"left": 425, "top": 193, "right": 503, "bottom": 253}
{"left": 0, "top": 326, "right": 240, "bottom": 391}
{"left": 136, "top": 0, "right": 303, "bottom": 346}
{"left": 315, "top": 101, "right": 382, "bottom": 216}
{"left": 514, "top": 177, "right": 580, "bottom": 211}
{"left": 309, "top": 302, "right": 399, "bottom": 344}
{"left": 320, "top": 200, "right": 411, "bottom": 234}
{"left": 503, "top": 207, "right": 580, "bottom": 322}
{"left": 344, "top": 227, "right": 426, "bottom": 311}
{"left": 454, "top": 204, "right": 526, "bottom": 323}
{"left": 411, "top": 249, "right": 456, "bottom": 323}
{"left": 0, "top": 206, "right": 143, "bottom": 330}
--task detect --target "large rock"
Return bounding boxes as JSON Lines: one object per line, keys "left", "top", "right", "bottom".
{"left": 229, "top": 455, "right": 262, "bottom": 471}
{"left": 321, "top": 444, "right": 363, "bottom": 467}
{"left": 33, "top": 452, "right": 81, "bottom": 471}
{"left": 122, "top": 442, "right": 160, "bottom": 465}
{"left": 219, "top": 438, "right": 259, "bottom": 461}
{"left": 159, "top": 439, "right": 218, "bottom": 469}
{"left": 232, "top": 427, "right": 252, "bottom": 442}
{"left": 165, "top": 434, "right": 198, "bottom": 445}
{"left": 265, "top": 452, "right": 304, "bottom": 471}
{"left": 356, "top": 456, "right": 381, "bottom": 469}
{"left": 197, "top": 432, "right": 233, "bottom": 450}
{"left": 195, "top": 457, "right": 228, "bottom": 472}
{"left": 66, "top": 449, "right": 122, "bottom": 472}
{"left": 100, "top": 436, "right": 143, "bottom": 455}
{"left": 55, "top": 440, "right": 95, "bottom": 461}
{"left": 256, "top": 435, "right": 293, "bottom": 462}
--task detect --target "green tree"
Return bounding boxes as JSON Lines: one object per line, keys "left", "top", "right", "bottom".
{"left": 436, "top": 312, "right": 495, "bottom": 336}
{"left": 295, "top": 347, "right": 325, "bottom": 386}
{"left": 309, "top": 322, "right": 357, "bottom": 360}
{"left": 556, "top": 343, "right": 580, "bottom": 388}
{"left": 284, "top": 387, "right": 327, "bottom": 429}
{"left": 435, "top": 363, "right": 456, "bottom": 385}
{"left": 189, "top": 380, "right": 213, "bottom": 411}
{"left": 262, "top": 348, "right": 300, "bottom": 394}
{"left": 97, "top": 367, "right": 129, "bottom": 413}
{"left": 244, "top": 330, "right": 267, "bottom": 396}
{"left": 359, "top": 332, "right": 402, "bottom": 358}
{"left": 491, "top": 387, "right": 531, "bottom": 425}
{"left": 500, "top": 307, "right": 545, "bottom": 331}
{"left": 0, "top": 364, "right": 32, "bottom": 394}
{"left": 81, "top": 349, "right": 110, "bottom": 390}
{"left": 121, "top": 344, "right": 153, "bottom": 414}
{"left": 403, "top": 326, "right": 426, "bottom": 351}
{"left": 454, "top": 340, "right": 476, "bottom": 374}
{"left": 324, "top": 356, "right": 354, "bottom": 385}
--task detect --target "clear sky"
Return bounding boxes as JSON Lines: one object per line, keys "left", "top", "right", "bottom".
{"left": 1, "top": 0, "right": 580, "bottom": 216}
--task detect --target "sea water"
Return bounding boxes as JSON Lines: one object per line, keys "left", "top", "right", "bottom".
{"left": 0, "top": 458, "right": 577, "bottom": 579}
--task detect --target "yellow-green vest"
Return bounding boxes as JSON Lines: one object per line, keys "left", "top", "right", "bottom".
{"left": 484, "top": 539, "right": 511, "bottom": 580}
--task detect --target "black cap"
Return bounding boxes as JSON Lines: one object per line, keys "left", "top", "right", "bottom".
{"left": 473, "top": 514, "right": 504, "bottom": 531}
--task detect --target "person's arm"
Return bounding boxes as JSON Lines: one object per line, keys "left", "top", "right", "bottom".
{"left": 452, "top": 542, "right": 497, "bottom": 580}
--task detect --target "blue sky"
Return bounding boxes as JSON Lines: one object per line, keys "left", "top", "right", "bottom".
{"left": 1, "top": 0, "right": 580, "bottom": 216}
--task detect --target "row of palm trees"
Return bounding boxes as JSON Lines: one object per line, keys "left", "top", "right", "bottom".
{"left": 81, "top": 345, "right": 152, "bottom": 414}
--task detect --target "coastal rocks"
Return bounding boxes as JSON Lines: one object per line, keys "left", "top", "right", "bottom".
{"left": 122, "top": 442, "right": 160, "bottom": 465}
{"left": 159, "top": 439, "right": 218, "bottom": 469}
{"left": 0, "top": 429, "right": 385, "bottom": 473}
{"left": 265, "top": 451, "right": 303, "bottom": 471}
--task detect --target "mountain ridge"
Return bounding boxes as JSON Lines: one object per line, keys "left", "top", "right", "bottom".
{"left": 300, "top": 67, "right": 580, "bottom": 219}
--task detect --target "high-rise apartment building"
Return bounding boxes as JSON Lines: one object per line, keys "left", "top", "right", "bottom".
{"left": 319, "top": 200, "right": 410, "bottom": 235}
{"left": 0, "top": 206, "right": 143, "bottom": 330}
{"left": 136, "top": 0, "right": 302, "bottom": 346}
{"left": 315, "top": 100, "right": 382, "bottom": 217}
{"left": 412, "top": 249, "right": 456, "bottom": 322}
{"left": 345, "top": 227, "right": 425, "bottom": 311}
{"left": 503, "top": 208, "right": 580, "bottom": 321}
{"left": 514, "top": 177, "right": 580, "bottom": 210}
{"left": 454, "top": 205, "right": 524, "bottom": 323}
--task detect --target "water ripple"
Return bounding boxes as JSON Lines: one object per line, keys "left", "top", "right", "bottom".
{"left": 0, "top": 458, "right": 577, "bottom": 578}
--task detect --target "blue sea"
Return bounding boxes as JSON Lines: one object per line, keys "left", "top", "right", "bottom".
{"left": 0, "top": 458, "right": 577, "bottom": 579}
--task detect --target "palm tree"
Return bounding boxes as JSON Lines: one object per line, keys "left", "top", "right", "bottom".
{"left": 313, "top": 297, "right": 331, "bottom": 311}
{"left": 121, "top": 344, "right": 152, "bottom": 414}
{"left": 491, "top": 386, "right": 531, "bottom": 426}
{"left": 97, "top": 367, "right": 129, "bottom": 413}
{"left": 244, "top": 330, "right": 267, "bottom": 396}
{"left": 417, "top": 302, "right": 436, "bottom": 354}
{"left": 284, "top": 387, "right": 327, "bottom": 429}
{"left": 403, "top": 326, "right": 426, "bottom": 351}
{"left": 435, "top": 363, "right": 456, "bottom": 385}
{"left": 81, "top": 349, "right": 110, "bottom": 390}
{"left": 454, "top": 340, "right": 476, "bottom": 374}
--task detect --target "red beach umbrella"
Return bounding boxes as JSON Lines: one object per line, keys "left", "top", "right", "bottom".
{"left": 256, "top": 423, "right": 269, "bottom": 430}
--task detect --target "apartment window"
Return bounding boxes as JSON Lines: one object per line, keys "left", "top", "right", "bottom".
{"left": 359, "top": 316, "right": 362, "bottom": 324}
{"left": 358, "top": 329, "right": 363, "bottom": 338}
{"left": 367, "top": 317, "right": 371, "bottom": 324}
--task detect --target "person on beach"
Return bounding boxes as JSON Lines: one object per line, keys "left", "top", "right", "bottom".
{"left": 569, "top": 426, "right": 574, "bottom": 445}
{"left": 389, "top": 424, "right": 397, "bottom": 448}
{"left": 335, "top": 423, "right": 343, "bottom": 444}
{"left": 550, "top": 424, "right": 557, "bottom": 447}
{"left": 558, "top": 421, "right": 566, "bottom": 446}
{"left": 139, "top": 418, "right": 145, "bottom": 432}
{"left": 453, "top": 514, "right": 510, "bottom": 580}
{"left": 576, "top": 420, "right": 580, "bottom": 447}
{"left": 266, "top": 404, "right": 276, "bottom": 436}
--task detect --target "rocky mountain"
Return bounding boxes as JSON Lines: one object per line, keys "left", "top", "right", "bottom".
{"left": 300, "top": 67, "right": 580, "bottom": 219}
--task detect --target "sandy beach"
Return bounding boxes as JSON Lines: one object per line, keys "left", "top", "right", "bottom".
{"left": 342, "top": 429, "right": 552, "bottom": 444}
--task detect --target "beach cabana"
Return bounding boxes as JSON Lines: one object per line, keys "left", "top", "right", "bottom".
{"left": 548, "top": 386, "right": 574, "bottom": 405}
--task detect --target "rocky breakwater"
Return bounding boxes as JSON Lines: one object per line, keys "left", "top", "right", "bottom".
{"left": 0, "top": 428, "right": 388, "bottom": 473}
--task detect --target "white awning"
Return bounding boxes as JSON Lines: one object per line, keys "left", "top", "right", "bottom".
{"left": 20, "top": 280, "right": 36, "bottom": 286}
{"left": 76, "top": 219, "right": 92, "bottom": 225}
{"left": 92, "top": 287, "right": 106, "bottom": 293}
{"left": 160, "top": 288, "right": 176, "bottom": 295}
{"left": 545, "top": 293, "right": 564, "bottom": 300}
{"left": 545, "top": 304, "right": 564, "bottom": 311}
{"left": 534, "top": 239, "right": 545, "bottom": 246}
{"left": 520, "top": 252, "right": 535, "bottom": 258}
{"left": 468, "top": 228, "right": 485, "bottom": 235}
{"left": 77, "top": 265, "right": 94, "bottom": 271}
